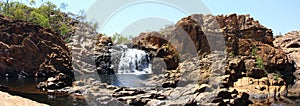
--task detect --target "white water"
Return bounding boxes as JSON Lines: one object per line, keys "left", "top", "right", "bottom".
{"left": 117, "top": 48, "right": 152, "bottom": 75}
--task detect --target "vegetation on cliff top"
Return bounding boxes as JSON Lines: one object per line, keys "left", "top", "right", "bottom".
{"left": 0, "top": 0, "right": 99, "bottom": 40}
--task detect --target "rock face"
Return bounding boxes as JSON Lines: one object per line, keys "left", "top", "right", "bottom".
{"left": 132, "top": 32, "right": 179, "bottom": 70}
{"left": 94, "top": 35, "right": 114, "bottom": 74}
{"left": 274, "top": 31, "right": 300, "bottom": 97}
{"left": 0, "top": 15, "right": 73, "bottom": 78}
{"left": 215, "top": 14, "right": 274, "bottom": 45}
{"left": 68, "top": 22, "right": 99, "bottom": 76}
{"left": 68, "top": 13, "right": 296, "bottom": 105}
{"left": 131, "top": 13, "right": 294, "bottom": 104}
{"left": 132, "top": 14, "right": 275, "bottom": 71}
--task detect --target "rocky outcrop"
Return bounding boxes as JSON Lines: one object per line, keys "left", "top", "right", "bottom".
{"left": 131, "top": 14, "right": 275, "bottom": 71}
{"left": 132, "top": 32, "right": 179, "bottom": 70}
{"left": 215, "top": 14, "right": 274, "bottom": 45}
{"left": 274, "top": 31, "right": 300, "bottom": 97}
{"left": 68, "top": 22, "right": 100, "bottom": 75}
{"left": 94, "top": 35, "right": 114, "bottom": 74}
{"left": 0, "top": 15, "right": 73, "bottom": 78}
{"left": 67, "top": 13, "right": 297, "bottom": 105}
{"left": 187, "top": 14, "right": 274, "bottom": 55}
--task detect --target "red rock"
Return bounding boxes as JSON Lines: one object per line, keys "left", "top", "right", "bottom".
{"left": 0, "top": 15, "right": 72, "bottom": 78}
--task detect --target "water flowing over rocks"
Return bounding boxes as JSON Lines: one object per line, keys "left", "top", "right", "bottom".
{"left": 95, "top": 43, "right": 152, "bottom": 75}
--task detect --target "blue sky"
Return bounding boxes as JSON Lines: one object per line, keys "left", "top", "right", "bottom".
{"left": 15, "top": 0, "right": 300, "bottom": 36}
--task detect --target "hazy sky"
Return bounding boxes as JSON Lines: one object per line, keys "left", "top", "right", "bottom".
{"left": 16, "top": 0, "right": 299, "bottom": 36}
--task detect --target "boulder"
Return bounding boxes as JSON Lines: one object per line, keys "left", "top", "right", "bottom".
{"left": 0, "top": 15, "right": 72, "bottom": 78}
{"left": 37, "top": 73, "right": 73, "bottom": 90}
{"left": 132, "top": 32, "right": 179, "bottom": 70}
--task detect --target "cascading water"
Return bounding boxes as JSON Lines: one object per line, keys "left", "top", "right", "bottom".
{"left": 108, "top": 44, "right": 152, "bottom": 75}
{"left": 117, "top": 48, "right": 152, "bottom": 74}
{"left": 97, "top": 44, "right": 153, "bottom": 87}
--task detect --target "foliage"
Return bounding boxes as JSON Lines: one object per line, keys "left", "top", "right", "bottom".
{"left": 274, "top": 70, "right": 282, "bottom": 81}
{"left": 0, "top": 1, "right": 83, "bottom": 40}
{"left": 251, "top": 44, "right": 267, "bottom": 73}
{"left": 29, "top": 10, "right": 51, "bottom": 28}
{"left": 256, "top": 56, "right": 264, "bottom": 70}
{"left": 229, "top": 51, "right": 235, "bottom": 57}
{"left": 59, "top": 23, "right": 70, "bottom": 38}
{"left": 111, "top": 33, "right": 132, "bottom": 44}
{"left": 250, "top": 44, "right": 258, "bottom": 56}
{"left": 165, "top": 43, "right": 170, "bottom": 50}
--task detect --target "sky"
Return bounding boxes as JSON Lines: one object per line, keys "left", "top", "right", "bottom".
{"left": 14, "top": 0, "right": 300, "bottom": 36}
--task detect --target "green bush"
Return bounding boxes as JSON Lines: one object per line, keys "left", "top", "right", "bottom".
{"left": 250, "top": 44, "right": 258, "bottom": 56}
{"left": 256, "top": 56, "right": 264, "bottom": 70}
{"left": 59, "top": 23, "right": 70, "bottom": 38}
{"left": 112, "top": 33, "right": 132, "bottom": 44}
{"left": 30, "top": 11, "right": 51, "bottom": 28}
{"left": 0, "top": 1, "right": 73, "bottom": 37}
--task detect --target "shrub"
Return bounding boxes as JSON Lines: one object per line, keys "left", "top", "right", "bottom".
{"left": 59, "top": 23, "right": 70, "bottom": 38}
{"left": 29, "top": 11, "right": 51, "bottom": 28}
{"left": 256, "top": 56, "right": 264, "bottom": 70}
{"left": 250, "top": 44, "right": 258, "bottom": 56}
{"left": 112, "top": 33, "right": 132, "bottom": 44}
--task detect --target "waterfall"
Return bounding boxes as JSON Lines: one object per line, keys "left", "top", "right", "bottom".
{"left": 117, "top": 48, "right": 152, "bottom": 74}
{"left": 97, "top": 44, "right": 153, "bottom": 87}
{"left": 107, "top": 44, "right": 152, "bottom": 75}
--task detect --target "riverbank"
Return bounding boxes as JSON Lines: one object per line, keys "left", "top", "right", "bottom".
{"left": 0, "top": 91, "right": 48, "bottom": 106}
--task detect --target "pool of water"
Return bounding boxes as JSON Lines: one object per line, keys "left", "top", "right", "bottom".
{"left": 99, "top": 74, "right": 151, "bottom": 87}
{"left": 0, "top": 77, "right": 88, "bottom": 106}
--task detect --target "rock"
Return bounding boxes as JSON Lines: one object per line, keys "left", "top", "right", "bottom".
{"left": 0, "top": 15, "right": 72, "bottom": 78}
{"left": 96, "top": 35, "right": 113, "bottom": 47}
{"left": 132, "top": 32, "right": 179, "bottom": 70}
{"left": 70, "top": 13, "right": 298, "bottom": 105}
{"left": 233, "top": 92, "right": 253, "bottom": 105}
{"left": 0, "top": 91, "right": 48, "bottom": 106}
{"left": 68, "top": 22, "right": 101, "bottom": 76}
{"left": 193, "top": 84, "right": 213, "bottom": 93}
{"left": 236, "top": 39, "right": 293, "bottom": 80}
{"left": 215, "top": 14, "right": 274, "bottom": 45}
{"left": 175, "top": 15, "right": 210, "bottom": 54}
{"left": 37, "top": 73, "right": 73, "bottom": 90}
{"left": 274, "top": 31, "right": 300, "bottom": 97}
{"left": 162, "top": 70, "right": 180, "bottom": 88}
{"left": 233, "top": 76, "right": 287, "bottom": 99}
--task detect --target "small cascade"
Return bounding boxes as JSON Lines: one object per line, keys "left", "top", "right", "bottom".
{"left": 117, "top": 47, "right": 152, "bottom": 74}
{"left": 96, "top": 44, "right": 153, "bottom": 87}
